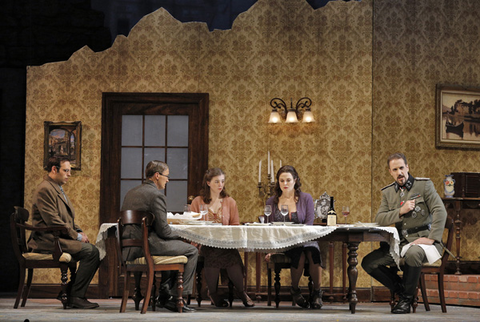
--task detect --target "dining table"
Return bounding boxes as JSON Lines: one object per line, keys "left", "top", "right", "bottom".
{"left": 169, "top": 223, "right": 400, "bottom": 314}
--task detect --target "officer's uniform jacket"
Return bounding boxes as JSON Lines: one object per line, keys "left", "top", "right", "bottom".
{"left": 375, "top": 174, "right": 447, "bottom": 254}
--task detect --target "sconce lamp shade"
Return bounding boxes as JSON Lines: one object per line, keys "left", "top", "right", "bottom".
{"left": 285, "top": 109, "right": 299, "bottom": 123}
{"left": 302, "top": 109, "right": 315, "bottom": 123}
{"left": 269, "top": 97, "right": 313, "bottom": 124}
{"left": 268, "top": 110, "right": 281, "bottom": 123}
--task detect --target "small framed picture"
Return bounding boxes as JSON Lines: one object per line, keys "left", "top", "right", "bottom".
{"left": 44, "top": 121, "right": 82, "bottom": 170}
{"left": 436, "top": 84, "right": 480, "bottom": 149}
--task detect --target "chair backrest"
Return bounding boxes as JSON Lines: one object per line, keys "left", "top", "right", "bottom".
{"left": 10, "top": 206, "right": 30, "bottom": 260}
{"left": 439, "top": 217, "right": 455, "bottom": 269}
{"left": 116, "top": 210, "right": 155, "bottom": 269}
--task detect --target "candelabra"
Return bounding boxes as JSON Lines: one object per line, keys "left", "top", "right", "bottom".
{"left": 258, "top": 173, "right": 275, "bottom": 199}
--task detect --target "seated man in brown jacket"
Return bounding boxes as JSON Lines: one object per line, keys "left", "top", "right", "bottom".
{"left": 28, "top": 156, "right": 100, "bottom": 309}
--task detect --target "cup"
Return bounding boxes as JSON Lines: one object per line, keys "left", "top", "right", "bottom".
{"left": 259, "top": 216, "right": 265, "bottom": 224}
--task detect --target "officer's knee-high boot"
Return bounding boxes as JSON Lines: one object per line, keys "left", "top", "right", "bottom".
{"left": 369, "top": 266, "right": 404, "bottom": 294}
{"left": 392, "top": 265, "right": 422, "bottom": 314}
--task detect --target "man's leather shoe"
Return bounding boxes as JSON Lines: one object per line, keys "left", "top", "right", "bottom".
{"left": 163, "top": 297, "right": 196, "bottom": 313}
{"left": 68, "top": 297, "right": 99, "bottom": 309}
{"left": 391, "top": 297, "right": 411, "bottom": 314}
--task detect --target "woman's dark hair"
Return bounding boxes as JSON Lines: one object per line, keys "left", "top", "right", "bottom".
{"left": 273, "top": 165, "right": 302, "bottom": 204}
{"left": 199, "top": 168, "right": 229, "bottom": 204}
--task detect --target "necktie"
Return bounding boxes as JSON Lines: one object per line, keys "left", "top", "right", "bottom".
{"left": 59, "top": 186, "right": 68, "bottom": 202}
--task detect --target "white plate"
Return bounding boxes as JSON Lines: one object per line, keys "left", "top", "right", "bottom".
{"left": 272, "top": 222, "right": 295, "bottom": 226}
{"left": 185, "top": 221, "right": 213, "bottom": 225}
{"left": 248, "top": 223, "right": 271, "bottom": 226}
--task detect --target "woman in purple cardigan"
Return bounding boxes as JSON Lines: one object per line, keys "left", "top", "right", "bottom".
{"left": 266, "top": 165, "right": 323, "bottom": 309}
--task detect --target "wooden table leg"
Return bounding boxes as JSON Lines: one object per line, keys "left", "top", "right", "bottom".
{"left": 346, "top": 242, "right": 359, "bottom": 314}
{"left": 342, "top": 242, "right": 347, "bottom": 302}
{"left": 328, "top": 242, "right": 334, "bottom": 302}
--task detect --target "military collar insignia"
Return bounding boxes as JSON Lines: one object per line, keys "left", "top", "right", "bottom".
{"left": 394, "top": 174, "right": 414, "bottom": 192}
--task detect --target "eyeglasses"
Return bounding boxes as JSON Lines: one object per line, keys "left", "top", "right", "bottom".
{"left": 158, "top": 173, "right": 170, "bottom": 179}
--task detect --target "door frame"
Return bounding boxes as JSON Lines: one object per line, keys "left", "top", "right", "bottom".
{"left": 98, "top": 92, "right": 209, "bottom": 297}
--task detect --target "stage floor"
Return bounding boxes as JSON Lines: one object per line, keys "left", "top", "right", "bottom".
{"left": 1, "top": 297, "right": 479, "bottom": 322}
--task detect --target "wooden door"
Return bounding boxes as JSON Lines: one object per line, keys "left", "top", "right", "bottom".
{"left": 98, "top": 92, "right": 208, "bottom": 297}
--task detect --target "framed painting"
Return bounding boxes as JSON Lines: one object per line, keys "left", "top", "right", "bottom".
{"left": 436, "top": 84, "right": 480, "bottom": 149}
{"left": 44, "top": 121, "right": 82, "bottom": 170}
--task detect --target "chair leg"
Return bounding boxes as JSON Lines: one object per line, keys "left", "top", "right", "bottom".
{"left": 176, "top": 271, "right": 184, "bottom": 313}
{"left": 21, "top": 268, "right": 34, "bottom": 307}
{"left": 120, "top": 272, "right": 131, "bottom": 313}
{"left": 141, "top": 271, "right": 154, "bottom": 314}
{"left": 151, "top": 273, "right": 157, "bottom": 311}
{"left": 132, "top": 272, "right": 143, "bottom": 311}
{"left": 389, "top": 289, "right": 396, "bottom": 311}
{"left": 196, "top": 262, "right": 204, "bottom": 307}
{"left": 267, "top": 267, "right": 272, "bottom": 306}
{"left": 228, "top": 280, "right": 234, "bottom": 307}
{"left": 60, "top": 266, "right": 69, "bottom": 309}
{"left": 438, "top": 273, "right": 447, "bottom": 313}
{"left": 274, "top": 267, "right": 281, "bottom": 309}
{"left": 308, "top": 276, "right": 314, "bottom": 304}
{"left": 412, "top": 283, "right": 419, "bottom": 313}
{"left": 14, "top": 268, "right": 26, "bottom": 309}
{"left": 420, "top": 273, "right": 430, "bottom": 312}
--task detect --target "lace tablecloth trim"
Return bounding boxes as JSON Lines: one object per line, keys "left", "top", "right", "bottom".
{"left": 171, "top": 225, "right": 338, "bottom": 252}
{"left": 374, "top": 226, "right": 400, "bottom": 267}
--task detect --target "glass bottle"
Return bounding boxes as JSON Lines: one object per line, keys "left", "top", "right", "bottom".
{"left": 327, "top": 196, "right": 337, "bottom": 226}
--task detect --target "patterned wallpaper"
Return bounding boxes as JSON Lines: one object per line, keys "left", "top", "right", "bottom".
{"left": 371, "top": 0, "right": 480, "bottom": 285}
{"left": 25, "top": 0, "right": 479, "bottom": 290}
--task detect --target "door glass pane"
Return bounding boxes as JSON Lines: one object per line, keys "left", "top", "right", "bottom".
{"left": 167, "top": 148, "right": 188, "bottom": 180}
{"left": 166, "top": 181, "right": 188, "bottom": 213}
{"left": 144, "top": 148, "right": 165, "bottom": 169}
{"left": 121, "top": 147, "right": 142, "bottom": 178}
{"left": 122, "top": 115, "right": 143, "bottom": 146}
{"left": 145, "top": 115, "right": 166, "bottom": 146}
{"left": 167, "top": 115, "right": 189, "bottom": 146}
{"left": 120, "top": 180, "right": 142, "bottom": 209}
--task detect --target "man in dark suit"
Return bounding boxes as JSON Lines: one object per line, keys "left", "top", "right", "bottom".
{"left": 28, "top": 156, "right": 100, "bottom": 309}
{"left": 121, "top": 160, "right": 198, "bottom": 312}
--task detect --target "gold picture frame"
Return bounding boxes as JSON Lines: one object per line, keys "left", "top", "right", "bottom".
{"left": 436, "top": 84, "right": 480, "bottom": 150}
{"left": 44, "top": 121, "right": 82, "bottom": 170}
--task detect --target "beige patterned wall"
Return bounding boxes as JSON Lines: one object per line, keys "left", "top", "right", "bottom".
{"left": 25, "top": 0, "right": 479, "bottom": 290}
{"left": 372, "top": 0, "right": 480, "bottom": 279}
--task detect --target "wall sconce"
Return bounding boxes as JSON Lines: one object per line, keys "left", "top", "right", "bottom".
{"left": 268, "top": 97, "right": 314, "bottom": 123}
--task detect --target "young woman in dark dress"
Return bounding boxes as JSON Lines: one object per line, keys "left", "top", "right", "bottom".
{"left": 265, "top": 165, "right": 323, "bottom": 309}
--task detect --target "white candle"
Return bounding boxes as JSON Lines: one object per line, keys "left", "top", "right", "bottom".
{"left": 258, "top": 160, "right": 262, "bottom": 183}
{"left": 271, "top": 160, "right": 274, "bottom": 183}
{"left": 279, "top": 160, "right": 282, "bottom": 168}
{"left": 267, "top": 151, "right": 270, "bottom": 175}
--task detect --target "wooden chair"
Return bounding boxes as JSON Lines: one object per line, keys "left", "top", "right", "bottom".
{"left": 266, "top": 253, "right": 313, "bottom": 308}
{"left": 116, "top": 210, "right": 188, "bottom": 314}
{"left": 187, "top": 255, "right": 235, "bottom": 307}
{"left": 418, "top": 217, "right": 455, "bottom": 313}
{"left": 390, "top": 217, "right": 455, "bottom": 313}
{"left": 10, "top": 206, "right": 76, "bottom": 309}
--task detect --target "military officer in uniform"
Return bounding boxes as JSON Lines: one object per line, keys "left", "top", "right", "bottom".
{"left": 362, "top": 153, "right": 447, "bottom": 314}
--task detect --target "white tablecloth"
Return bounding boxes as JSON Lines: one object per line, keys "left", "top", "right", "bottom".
{"left": 171, "top": 225, "right": 400, "bottom": 265}
{"left": 95, "top": 223, "right": 117, "bottom": 261}
{"left": 96, "top": 223, "right": 400, "bottom": 266}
